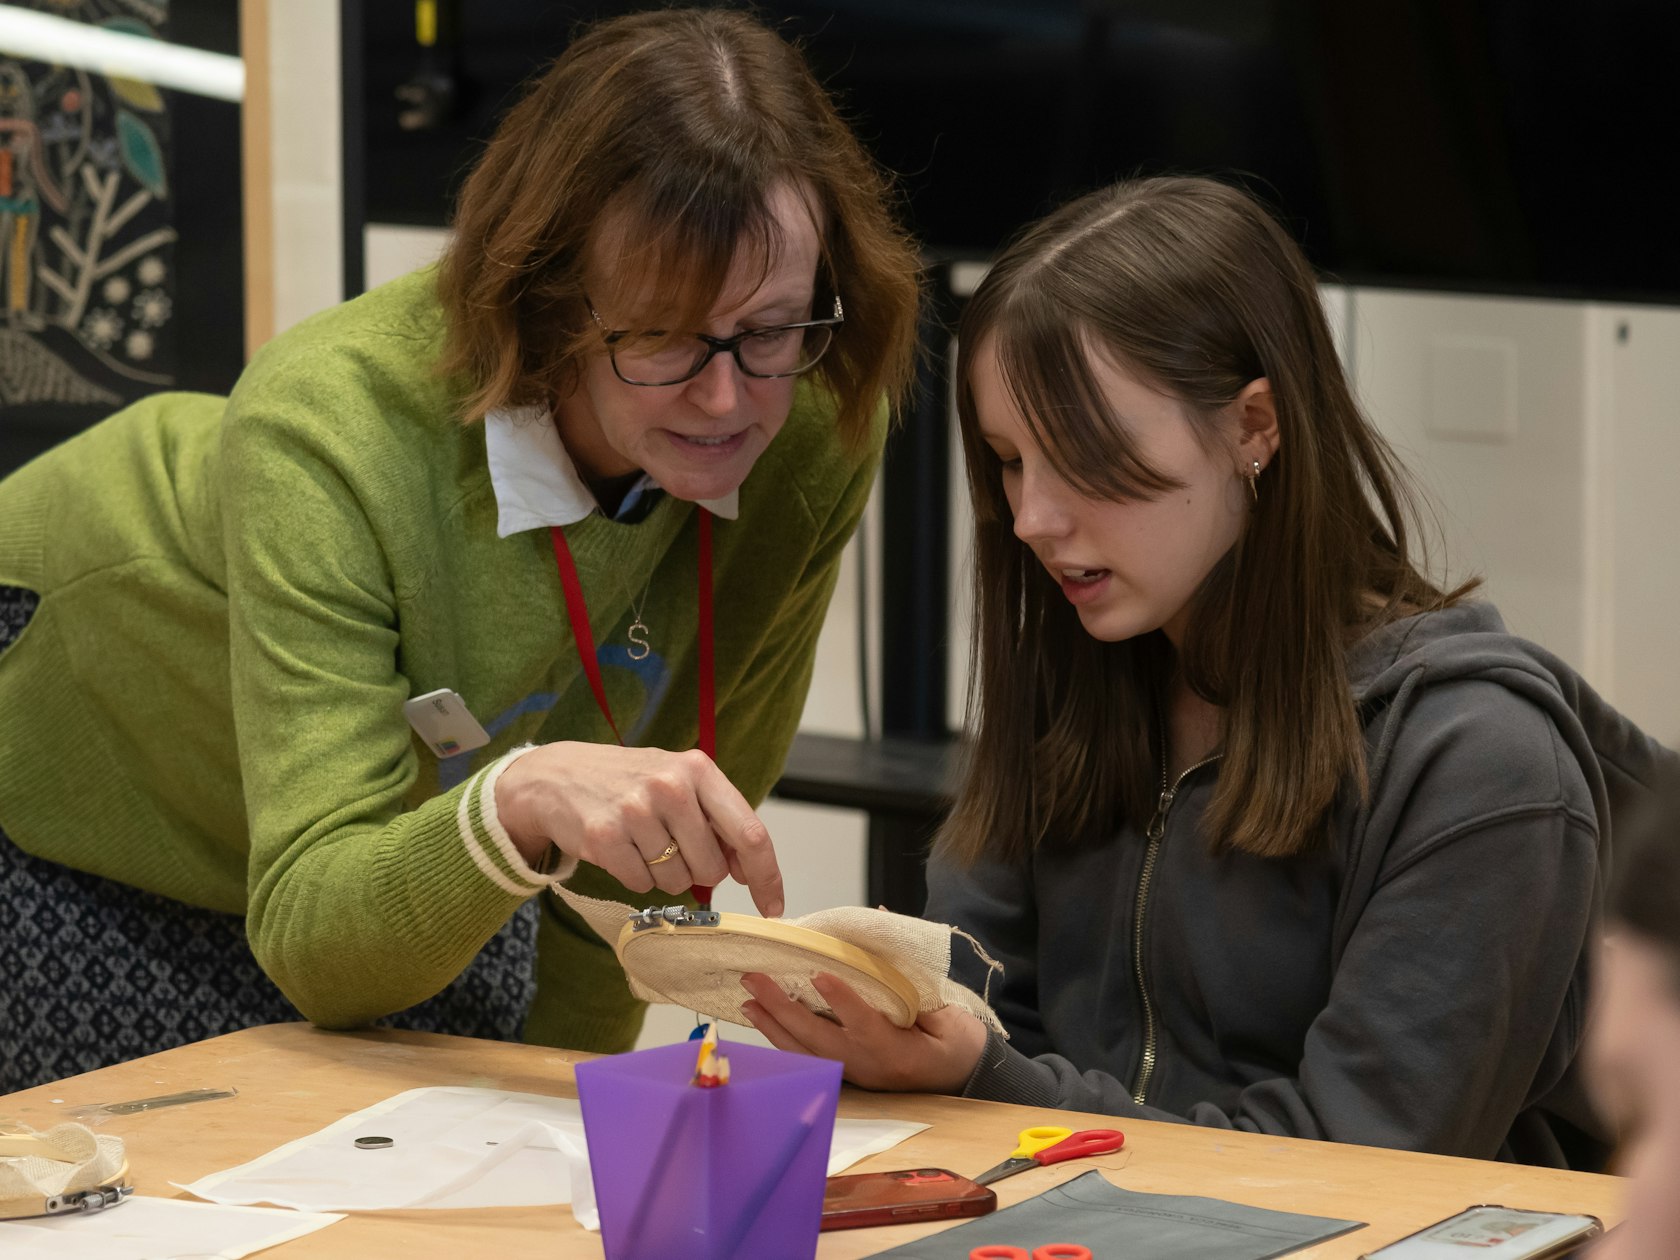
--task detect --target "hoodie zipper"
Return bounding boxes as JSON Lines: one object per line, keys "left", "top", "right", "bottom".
{"left": 1131, "top": 750, "right": 1220, "bottom": 1105}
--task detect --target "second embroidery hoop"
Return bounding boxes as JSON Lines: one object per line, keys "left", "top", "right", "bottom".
{"left": 614, "top": 906, "right": 923, "bottom": 1029}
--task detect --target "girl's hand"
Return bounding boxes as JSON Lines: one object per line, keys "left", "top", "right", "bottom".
{"left": 494, "top": 742, "right": 784, "bottom": 918}
{"left": 740, "top": 970, "right": 988, "bottom": 1093}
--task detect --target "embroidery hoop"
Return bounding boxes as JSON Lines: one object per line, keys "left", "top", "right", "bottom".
{"left": 614, "top": 909, "right": 923, "bottom": 1029}
{"left": 0, "top": 1127, "right": 131, "bottom": 1220}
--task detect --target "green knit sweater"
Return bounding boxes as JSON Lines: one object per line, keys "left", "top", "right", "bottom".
{"left": 0, "top": 269, "right": 882, "bottom": 1051}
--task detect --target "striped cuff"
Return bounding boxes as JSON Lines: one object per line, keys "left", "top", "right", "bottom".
{"left": 454, "top": 744, "right": 580, "bottom": 895}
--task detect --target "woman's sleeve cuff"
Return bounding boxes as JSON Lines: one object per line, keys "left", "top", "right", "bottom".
{"left": 463, "top": 744, "right": 580, "bottom": 892}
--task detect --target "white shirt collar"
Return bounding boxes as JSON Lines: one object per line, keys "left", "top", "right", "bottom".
{"left": 484, "top": 404, "right": 740, "bottom": 538}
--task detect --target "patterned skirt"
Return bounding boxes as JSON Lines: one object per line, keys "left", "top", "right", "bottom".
{"left": 0, "top": 584, "right": 538, "bottom": 1094}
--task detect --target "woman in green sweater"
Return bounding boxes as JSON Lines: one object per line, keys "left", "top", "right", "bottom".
{"left": 0, "top": 9, "right": 919, "bottom": 1091}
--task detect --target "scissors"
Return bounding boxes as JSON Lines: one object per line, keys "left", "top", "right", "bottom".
{"left": 969, "top": 1246, "right": 1092, "bottom": 1260}
{"left": 973, "top": 1125, "right": 1125, "bottom": 1187}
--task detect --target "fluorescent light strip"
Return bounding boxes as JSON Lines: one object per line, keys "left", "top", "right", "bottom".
{"left": 0, "top": 4, "right": 243, "bottom": 103}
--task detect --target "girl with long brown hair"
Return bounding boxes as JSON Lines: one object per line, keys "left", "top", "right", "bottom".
{"left": 0, "top": 8, "right": 919, "bottom": 1091}
{"left": 743, "top": 175, "right": 1674, "bottom": 1168}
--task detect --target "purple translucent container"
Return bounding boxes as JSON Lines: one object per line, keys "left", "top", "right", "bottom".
{"left": 576, "top": 1040, "right": 842, "bottom": 1260}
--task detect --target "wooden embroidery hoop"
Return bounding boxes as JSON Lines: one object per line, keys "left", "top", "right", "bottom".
{"left": 614, "top": 909, "right": 924, "bottom": 1029}
{"left": 0, "top": 1129, "right": 130, "bottom": 1220}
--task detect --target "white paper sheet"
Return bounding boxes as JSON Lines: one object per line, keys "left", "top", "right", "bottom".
{"left": 181, "top": 1086, "right": 927, "bottom": 1231}
{"left": 0, "top": 1195, "right": 342, "bottom": 1259}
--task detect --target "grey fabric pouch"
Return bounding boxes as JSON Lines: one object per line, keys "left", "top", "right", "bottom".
{"left": 867, "top": 1170, "right": 1365, "bottom": 1260}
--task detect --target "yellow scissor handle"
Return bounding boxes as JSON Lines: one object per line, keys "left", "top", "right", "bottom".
{"left": 1011, "top": 1125, "right": 1072, "bottom": 1159}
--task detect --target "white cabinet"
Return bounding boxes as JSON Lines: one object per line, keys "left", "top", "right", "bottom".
{"left": 1347, "top": 290, "right": 1680, "bottom": 742}
{"left": 1347, "top": 289, "right": 1590, "bottom": 665}
{"left": 1587, "top": 305, "right": 1680, "bottom": 743}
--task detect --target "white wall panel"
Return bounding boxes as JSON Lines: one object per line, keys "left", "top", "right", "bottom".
{"left": 1348, "top": 289, "right": 1588, "bottom": 663}
{"left": 1320, "top": 283, "right": 1353, "bottom": 373}
{"left": 1587, "top": 306, "right": 1680, "bottom": 742}
{"left": 797, "top": 483, "right": 879, "bottom": 739}
{"left": 364, "top": 224, "right": 449, "bottom": 290}
{"left": 265, "top": 0, "right": 341, "bottom": 335}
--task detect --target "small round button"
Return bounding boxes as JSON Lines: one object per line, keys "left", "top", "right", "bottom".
{"left": 353, "top": 1135, "right": 394, "bottom": 1149}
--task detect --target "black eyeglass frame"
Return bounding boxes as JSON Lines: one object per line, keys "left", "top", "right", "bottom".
{"left": 587, "top": 296, "right": 845, "bottom": 386}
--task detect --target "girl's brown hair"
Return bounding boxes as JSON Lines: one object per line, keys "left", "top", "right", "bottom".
{"left": 943, "top": 176, "right": 1474, "bottom": 864}
{"left": 435, "top": 7, "right": 920, "bottom": 443}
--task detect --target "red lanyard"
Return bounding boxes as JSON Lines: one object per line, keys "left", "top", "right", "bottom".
{"left": 549, "top": 508, "right": 715, "bottom": 906}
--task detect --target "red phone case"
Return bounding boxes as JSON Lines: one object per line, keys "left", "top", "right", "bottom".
{"left": 820, "top": 1168, "right": 998, "bottom": 1231}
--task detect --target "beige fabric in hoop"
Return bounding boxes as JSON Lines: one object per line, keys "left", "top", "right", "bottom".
{"left": 0, "top": 1122, "right": 128, "bottom": 1220}
{"left": 553, "top": 884, "right": 1006, "bottom": 1036}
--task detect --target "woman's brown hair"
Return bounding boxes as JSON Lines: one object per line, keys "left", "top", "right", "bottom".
{"left": 942, "top": 176, "right": 1474, "bottom": 864}
{"left": 435, "top": 7, "right": 920, "bottom": 443}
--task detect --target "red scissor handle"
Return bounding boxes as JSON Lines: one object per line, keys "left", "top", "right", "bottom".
{"left": 968, "top": 1247, "right": 1091, "bottom": 1260}
{"left": 1034, "top": 1128, "right": 1124, "bottom": 1166}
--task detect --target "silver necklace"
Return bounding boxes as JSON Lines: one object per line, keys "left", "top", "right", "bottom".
{"left": 625, "top": 577, "right": 653, "bottom": 661}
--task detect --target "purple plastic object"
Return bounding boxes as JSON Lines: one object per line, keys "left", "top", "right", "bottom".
{"left": 576, "top": 1040, "right": 843, "bottom": 1260}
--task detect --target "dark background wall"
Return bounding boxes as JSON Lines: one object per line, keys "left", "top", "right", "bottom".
{"left": 350, "top": 0, "right": 1680, "bottom": 303}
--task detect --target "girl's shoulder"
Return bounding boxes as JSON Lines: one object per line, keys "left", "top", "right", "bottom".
{"left": 1349, "top": 601, "right": 1604, "bottom": 847}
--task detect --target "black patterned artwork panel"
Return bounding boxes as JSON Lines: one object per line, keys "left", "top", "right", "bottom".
{"left": 2, "top": 0, "right": 178, "bottom": 413}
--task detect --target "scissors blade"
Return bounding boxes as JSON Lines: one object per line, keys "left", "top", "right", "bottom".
{"left": 972, "top": 1155, "right": 1036, "bottom": 1187}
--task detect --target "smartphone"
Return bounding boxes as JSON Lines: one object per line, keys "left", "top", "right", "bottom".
{"left": 820, "top": 1167, "right": 997, "bottom": 1231}
{"left": 1360, "top": 1205, "right": 1603, "bottom": 1259}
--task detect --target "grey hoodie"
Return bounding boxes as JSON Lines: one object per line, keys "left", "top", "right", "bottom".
{"left": 929, "top": 603, "right": 1676, "bottom": 1168}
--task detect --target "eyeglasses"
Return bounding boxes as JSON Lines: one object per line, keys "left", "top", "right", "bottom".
{"left": 587, "top": 296, "right": 844, "bottom": 387}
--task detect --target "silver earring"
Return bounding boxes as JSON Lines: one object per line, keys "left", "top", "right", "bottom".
{"left": 1246, "top": 459, "right": 1262, "bottom": 505}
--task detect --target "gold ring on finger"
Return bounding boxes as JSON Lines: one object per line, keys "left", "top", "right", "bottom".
{"left": 645, "top": 841, "right": 680, "bottom": 867}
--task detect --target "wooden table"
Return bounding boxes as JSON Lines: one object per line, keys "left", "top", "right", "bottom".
{"left": 0, "top": 1023, "right": 1623, "bottom": 1257}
